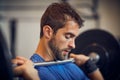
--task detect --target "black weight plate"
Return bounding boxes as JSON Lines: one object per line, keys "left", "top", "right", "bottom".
{"left": 71, "top": 29, "right": 120, "bottom": 80}
{"left": 0, "top": 29, "right": 13, "bottom": 80}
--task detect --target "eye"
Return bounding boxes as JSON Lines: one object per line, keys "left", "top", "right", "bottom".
{"left": 65, "top": 34, "right": 71, "bottom": 39}
{"left": 65, "top": 33, "right": 75, "bottom": 39}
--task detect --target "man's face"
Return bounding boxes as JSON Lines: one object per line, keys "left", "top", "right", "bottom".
{"left": 48, "top": 21, "right": 80, "bottom": 60}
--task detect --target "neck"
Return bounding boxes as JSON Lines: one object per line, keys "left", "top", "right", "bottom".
{"left": 35, "top": 38, "right": 54, "bottom": 61}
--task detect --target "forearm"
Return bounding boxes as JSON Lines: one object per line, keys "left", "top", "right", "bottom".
{"left": 88, "top": 69, "right": 104, "bottom": 80}
{"left": 70, "top": 53, "right": 104, "bottom": 80}
{"left": 81, "top": 59, "right": 104, "bottom": 80}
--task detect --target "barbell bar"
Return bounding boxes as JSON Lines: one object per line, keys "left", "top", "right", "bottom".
{"left": 33, "top": 58, "right": 75, "bottom": 67}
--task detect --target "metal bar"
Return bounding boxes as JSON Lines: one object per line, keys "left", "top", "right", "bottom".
{"left": 34, "top": 58, "right": 75, "bottom": 67}
{"left": 10, "top": 19, "right": 17, "bottom": 59}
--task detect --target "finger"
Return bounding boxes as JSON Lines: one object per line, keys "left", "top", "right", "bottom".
{"left": 69, "top": 53, "right": 77, "bottom": 58}
{"left": 12, "top": 59, "right": 25, "bottom": 65}
{"left": 16, "top": 56, "right": 28, "bottom": 61}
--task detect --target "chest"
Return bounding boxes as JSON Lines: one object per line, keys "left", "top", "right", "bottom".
{"left": 36, "top": 64, "right": 85, "bottom": 80}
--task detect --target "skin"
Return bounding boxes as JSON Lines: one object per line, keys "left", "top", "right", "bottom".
{"left": 12, "top": 56, "right": 40, "bottom": 80}
{"left": 48, "top": 20, "right": 80, "bottom": 60}
{"left": 70, "top": 53, "right": 104, "bottom": 80}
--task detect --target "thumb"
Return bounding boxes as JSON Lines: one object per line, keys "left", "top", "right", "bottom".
{"left": 70, "top": 53, "right": 77, "bottom": 58}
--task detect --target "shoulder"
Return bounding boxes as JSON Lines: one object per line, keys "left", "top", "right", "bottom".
{"left": 64, "top": 63, "right": 82, "bottom": 72}
{"left": 66, "top": 63, "right": 88, "bottom": 75}
{"left": 30, "top": 53, "right": 44, "bottom": 62}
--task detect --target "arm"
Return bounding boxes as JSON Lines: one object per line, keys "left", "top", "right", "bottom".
{"left": 12, "top": 56, "right": 40, "bottom": 80}
{"left": 88, "top": 69, "right": 104, "bottom": 80}
{"left": 70, "top": 53, "right": 104, "bottom": 80}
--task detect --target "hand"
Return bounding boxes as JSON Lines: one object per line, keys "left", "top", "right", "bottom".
{"left": 70, "top": 53, "right": 90, "bottom": 66}
{"left": 12, "top": 56, "right": 40, "bottom": 80}
{"left": 70, "top": 53, "right": 104, "bottom": 80}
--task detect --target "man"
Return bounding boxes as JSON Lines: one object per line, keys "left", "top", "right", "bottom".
{"left": 30, "top": 2, "right": 104, "bottom": 80}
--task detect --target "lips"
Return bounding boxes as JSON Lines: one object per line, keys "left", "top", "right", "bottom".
{"left": 63, "top": 50, "right": 71, "bottom": 55}
{"left": 63, "top": 51, "right": 69, "bottom": 54}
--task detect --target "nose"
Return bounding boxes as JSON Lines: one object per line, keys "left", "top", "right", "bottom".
{"left": 68, "top": 39, "right": 75, "bottom": 49}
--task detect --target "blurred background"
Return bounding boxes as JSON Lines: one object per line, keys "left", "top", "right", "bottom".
{"left": 0, "top": 0, "right": 120, "bottom": 79}
{"left": 0, "top": 0, "right": 120, "bottom": 58}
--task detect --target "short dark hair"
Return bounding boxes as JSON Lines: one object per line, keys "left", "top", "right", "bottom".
{"left": 40, "top": 2, "right": 84, "bottom": 38}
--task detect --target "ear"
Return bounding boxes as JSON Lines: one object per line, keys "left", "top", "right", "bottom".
{"left": 43, "top": 25, "right": 53, "bottom": 39}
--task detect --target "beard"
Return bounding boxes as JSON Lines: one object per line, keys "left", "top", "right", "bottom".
{"left": 48, "top": 37, "right": 64, "bottom": 60}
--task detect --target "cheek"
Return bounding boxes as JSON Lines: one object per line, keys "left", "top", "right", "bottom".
{"left": 55, "top": 37, "right": 68, "bottom": 49}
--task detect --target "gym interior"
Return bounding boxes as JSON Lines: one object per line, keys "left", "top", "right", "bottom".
{"left": 0, "top": 0, "right": 120, "bottom": 80}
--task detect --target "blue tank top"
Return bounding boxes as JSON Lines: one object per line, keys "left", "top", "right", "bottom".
{"left": 30, "top": 54, "right": 89, "bottom": 80}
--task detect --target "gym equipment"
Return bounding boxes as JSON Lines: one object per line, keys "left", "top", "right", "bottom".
{"left": 10, "top": 19, "right": 17, "bottom": 58}
{"left": 71, "top": 29, "right": 120, "bottom": 80}
{"left": 0, "top": 28, "right": 14, "bottom": 80}
{"left": 34, "top": 58, "right": 74, "bottom": 66}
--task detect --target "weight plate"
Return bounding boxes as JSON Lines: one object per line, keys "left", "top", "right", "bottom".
{"left": 71, "top": 29, "right": 120, "bottom": 80}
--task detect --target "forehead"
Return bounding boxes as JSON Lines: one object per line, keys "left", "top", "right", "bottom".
{"left": 57, "top": 21, "right": 80, "bottom": 36}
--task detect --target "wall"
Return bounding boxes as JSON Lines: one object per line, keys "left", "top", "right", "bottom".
{"left": 0, "top": 0, "right": 119, "bottom": 58}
